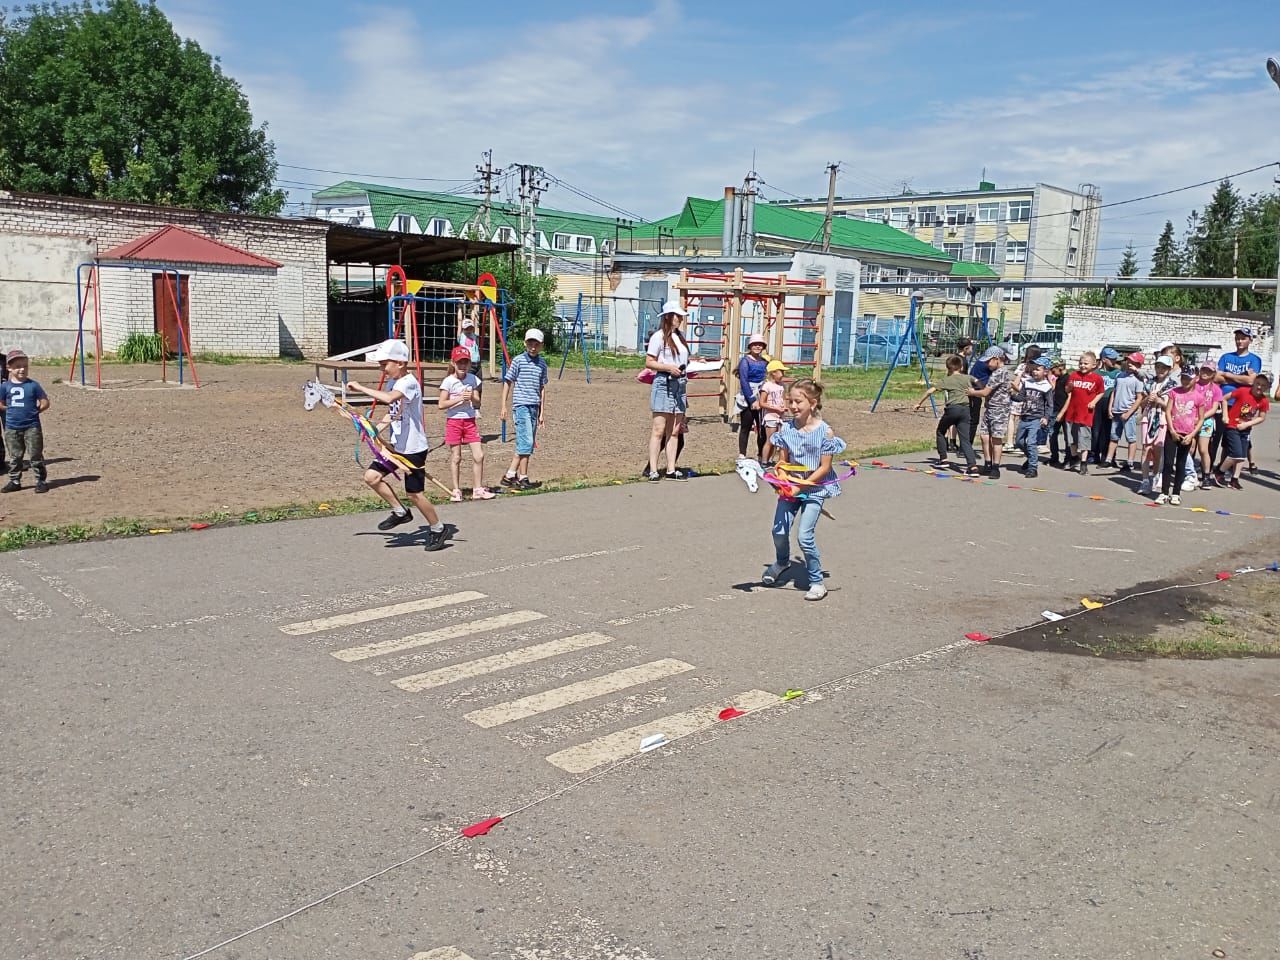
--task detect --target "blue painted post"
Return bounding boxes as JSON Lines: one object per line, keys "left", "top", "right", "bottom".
{"left": 871, "top": 305, "right": 913, "bottom": 412}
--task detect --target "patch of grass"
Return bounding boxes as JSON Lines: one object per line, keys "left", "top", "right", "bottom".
{"left": 100, "top": 516, "right": 148, "bottom": 537}
{"left": 1201, "top": 612, "right": 1227, "bottom": 626}
{"left": 118, "top": 333, "right": 165, "bottom": 364}
{"left": 543, "top": 350, "right": 645, "bottom": 371}
{"left": 1079, "top": 631, "right": 1270, "bottom": 660}
{"left": 0, "top": 524, "right": 63, "bottom": 551}
{"left": 821, "top": 366, "right": 938, "bottom": 402}
{"left": 856, "top": 438, "right": 936, "bottom": 459}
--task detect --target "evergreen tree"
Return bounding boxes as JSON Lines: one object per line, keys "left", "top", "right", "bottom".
{"left": 1150, "top": 221, "right": 1181, "bottom": 277}
{"left": 1117, "top": 243, "right": 1139, "bottom": 277}
{"left": 1186, "top": 181, "right": 1242, "bottom": 309}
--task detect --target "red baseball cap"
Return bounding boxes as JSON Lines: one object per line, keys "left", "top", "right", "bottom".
{"left": 1127, "top": 351, "right": 1145, "bottom": 365}
{"left": 450, "top": 346, "right": 472, "bottom": 362}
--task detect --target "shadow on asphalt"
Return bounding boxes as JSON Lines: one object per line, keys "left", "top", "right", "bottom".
{"left": 354, "top": 522, "right": 459, "bottom": 550}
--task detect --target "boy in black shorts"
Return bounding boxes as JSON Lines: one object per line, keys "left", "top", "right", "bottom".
{"left": 348, "top": 339, "right": 448, "bottom": 550}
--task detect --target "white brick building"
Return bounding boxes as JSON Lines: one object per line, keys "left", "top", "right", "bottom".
{"left": 0, "top": 191, "right": 330, "bottom": 358}
{"left": 1062, "top": 305, "right": 1273, "bottom": 370}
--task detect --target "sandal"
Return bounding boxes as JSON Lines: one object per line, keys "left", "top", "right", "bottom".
{"left": 449, "top": 489, "right": 464, "bottom": 503}
{"left": 471, "top": 488, "right": 496, "bottom": 500}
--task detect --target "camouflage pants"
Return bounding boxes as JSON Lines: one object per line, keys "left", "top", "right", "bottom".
{"left": 5, "top": 425, "right": 45, "bottom": 482}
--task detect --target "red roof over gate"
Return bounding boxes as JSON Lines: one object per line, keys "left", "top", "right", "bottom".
{"left": 100, "top": 224, "right": 281, "bottom": 268}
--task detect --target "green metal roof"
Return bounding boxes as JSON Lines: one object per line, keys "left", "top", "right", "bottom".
{"left": 632, "top": 196, "right": 957, "bottom": 262}
{"left": 950, "top": 260, "right": 999, "bottom": 278}
{"left": 312, "top": 180, "right": 622, "bottom": 251}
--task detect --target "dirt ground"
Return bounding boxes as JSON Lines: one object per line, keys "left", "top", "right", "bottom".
{"left": 1, "top": 362, "right": 936, "bottom": 529}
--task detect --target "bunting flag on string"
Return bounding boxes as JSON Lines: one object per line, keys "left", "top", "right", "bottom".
{"left": 461, "top": 817, "right": 503, "bottom": 838}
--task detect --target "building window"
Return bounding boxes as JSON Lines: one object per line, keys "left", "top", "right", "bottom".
{"left": 601, "top": 239, "right": 615, "bottom": 255}
{"left": 553, "top": 233, "right": 571, "bottom": 251}
{"left": 1005, "top": 240, "right": 1027, "bottom": 264}
{"left": 889, "top": 207, "right": 909, "bottom": 227}
{"left": 895, "top": 267, "right": 910, "bottom": 295}
{"left": 426, "top": 217, "right": 450, "bottom": 236}
{"left": 945, "top": 204, "right": 969, "bottom": 225}
{"left": 978, "top": 287, "right": 993, "bottom": 302}
{"left": 575, "top": 236, "right": 594, "bottom": 254}
{"left": 1002, "top": 286, "right": 1023, "bottom": 302}
{"left": 860, "top": 262, "right": 881, "bottom": 283}
{"left": 916, "top": 205, "right": 938, "bottom": 226}
{"left": 947, "top": 285, "right": 967, "bottom": 301}
{"left": 494, "top": 226, "right": 516, "bottom": 244}
{"left": 973, "top": 242, "right": 997, "bottom": 265}
{"left": 1007, "top": 199, "right": 1031, "bottom": 223}
{"left": 1067, "top": 246, "right": 1078, "bottom": 267}
{"left": 1070, "top": 209, "right": 1081, "bottom": 229}
{"left": 393, "top": 214, "right": 415, "bottom": 233}
{"left": 943, "top": 242, "right": 963, "bottom": 260}
{"left": 866, "top": 207, "right": 886, "bottom": 222}
{"left": 977, "top": 202, "right": 1000, "bottom": 224}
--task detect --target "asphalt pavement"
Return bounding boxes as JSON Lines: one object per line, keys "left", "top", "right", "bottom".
{"left": 4, "top": 435, "right": 1279, "bottom": 960}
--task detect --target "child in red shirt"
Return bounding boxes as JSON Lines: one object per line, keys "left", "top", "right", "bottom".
{"left": 1055, "top": 351, "right": 1105, "bottom": 475}
{"left": 1218, "top": 375, "right": 1270, "bottom": 489}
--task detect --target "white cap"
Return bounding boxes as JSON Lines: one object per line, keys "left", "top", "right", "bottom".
{"left": 1155, "top": 340, "right": 1175, "bottom": 353}
{"left": 660, "top": 300, "right": 688, "bottom": 317}
{"left": 462, "top": 316, "right": 476, "bottom": 328}
{"left": 367, "top": 339, "right": 410, "bottom": 363}
{"left": 524, "top": 328, "right": 544, "bottom": 343}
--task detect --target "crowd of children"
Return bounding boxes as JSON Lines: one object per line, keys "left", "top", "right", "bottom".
{"left": 920, "top": 328, "right": 1271, "bottom": 504}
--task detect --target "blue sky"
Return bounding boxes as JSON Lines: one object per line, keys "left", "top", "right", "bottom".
{"left": 160, "top": 0, "right": 1280, "bottom": 273}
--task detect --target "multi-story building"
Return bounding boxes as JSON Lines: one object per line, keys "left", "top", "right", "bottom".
{"left": 310, "top": 180, "right": 626, "bottom": 303}
{"left": 772, "top": 180, "right": 1101, "bottom": 332}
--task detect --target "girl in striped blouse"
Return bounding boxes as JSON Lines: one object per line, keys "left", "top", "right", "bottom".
{"left": 761, "top": 379, "right": 846, "bottom": 601}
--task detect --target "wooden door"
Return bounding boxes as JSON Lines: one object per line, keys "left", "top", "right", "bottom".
{"left": 152, "top": 273, "right": 190, "bottom": 354}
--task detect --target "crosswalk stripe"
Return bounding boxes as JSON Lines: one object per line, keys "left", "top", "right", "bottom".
{"left": 463, "top": 658, "right": 695, "bottom": 729}
{"left": 545, "top": 689, "right": 782, "bottom": 774}
{"left": 331, "top": 610, "right": 546, "bottom": 663}
{"left": 278, "top": 591, "right": 486, "bottom": 636}
{"left": 392, "top": 632, "right": 614, "bottom": 692}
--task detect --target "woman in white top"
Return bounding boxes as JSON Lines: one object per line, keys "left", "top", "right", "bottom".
{"left": 645, "top": 301, "right": 691, "bottom": 481}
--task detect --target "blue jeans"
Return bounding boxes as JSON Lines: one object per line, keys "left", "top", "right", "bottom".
{"left": 513, "top": 404, "right": 539, "bottom": 455}
{"left": 772, "top": 496, "right": 825, "bottom": 586}
{"left": 1016, "top": 418, "right": 1041, "bottom": 471}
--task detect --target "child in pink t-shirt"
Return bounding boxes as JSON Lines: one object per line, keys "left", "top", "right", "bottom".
{"left": 1156, "top": 368, "right": 1208, "bottom": 504}
{"left": 1192, "top": 361, "right": 1225, "bottom": 487}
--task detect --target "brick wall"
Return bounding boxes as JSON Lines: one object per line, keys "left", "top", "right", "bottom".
{"left": 1063, "top": 306, "right": 1273, "bottom": 370}
{"left": 0, "top": 191, "right": 329, "bottom": 357}
{"left": 98, "top": 262, "right": 280, "bottom": 356}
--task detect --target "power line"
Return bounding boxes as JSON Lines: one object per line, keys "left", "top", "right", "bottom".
{"left": 276, "top": 162, "right": 475, "bottom": 184}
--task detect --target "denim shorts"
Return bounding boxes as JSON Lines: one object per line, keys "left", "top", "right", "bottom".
{"left": 1110, "top": 414, "right": 1138, "bottom": 443}
{"left": 650, "top": 373, "right": 688, "bottom": 414}
{"left": 513, "top": 404, "right": 539, "bottom": 455}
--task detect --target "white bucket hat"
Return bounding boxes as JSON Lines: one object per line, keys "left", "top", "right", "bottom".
{"left": 747, "top": 332, "right": 768, "bottom": 347}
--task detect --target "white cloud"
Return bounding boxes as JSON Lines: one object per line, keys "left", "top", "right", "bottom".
{"left": 160, "top": 0, "right": 229, "bottom": 56}
{"left": 228, "top": 5, "right": 1279, "bottom": 275}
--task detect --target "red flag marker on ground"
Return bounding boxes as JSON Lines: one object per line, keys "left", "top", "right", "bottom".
{"left": 718, "top": 707, "right": 746, "bottom": 721}
{"left": 461, "top": 816, "right": 503, "bottom": 838}
{"left": 964, "top": 632, "right": 991, "bottom": 643}
{"left": 1216, "top": 571, "right": 1233, "bottom": 581}
{"left": 190, "top": 522, "right": 211, "bottom": 530}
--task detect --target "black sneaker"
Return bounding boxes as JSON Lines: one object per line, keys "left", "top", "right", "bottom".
{"left": 647, "top": 471, "right": 662, "bottom": 482}
{"left": 425, "top": 526, "right": 450, "bottom": 551}
{"left": 1078, "top": 461, "right": 1088, "bottom": 476}
{"left": 514, "top": 477, "right": 540, "bottom": 490}
{"left": 34, "top": 481, "right": 49, "bottom": 494}
{"left": 1119, "top": 463, "right": 1132, "bottom": 474}
{"left": 666, "top": 471, "right": 688, "bottom": 482}
{"left": 990, "top": 466, "right": 1001, "bottom": 480}
{"left": 979, "top": 464, "right": 992, "bottom": 476}
{"left": 1230, "top": 477, "right": 1243, "bottom": 490}
{"left": 1024, "top": 469, "right": 1038, "bottom": 479}
{"left": 377, "top": 509, "right": 414, "bottom": 531}
{"left": 1, "top": 480, "right": 19, "bottom": 493}
{"left": 500, "top": 475, "right": 518, "bottom": 488}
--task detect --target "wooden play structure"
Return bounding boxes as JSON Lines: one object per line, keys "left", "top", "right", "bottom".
{"left": 674, "top": 268, "right": 830, "bottom": 420}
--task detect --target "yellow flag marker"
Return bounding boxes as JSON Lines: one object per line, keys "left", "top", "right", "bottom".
{"left": 1081, "top": 597, "right": 1104, "bottom": 610}
{"left": 149, "top": 528, "right": 172, "bottom": 534}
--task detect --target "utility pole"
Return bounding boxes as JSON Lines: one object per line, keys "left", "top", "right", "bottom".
{"left": 821, "top": 162, "right": 840, "bottom": 253}
{"left": 1232, "top": 231, "right": 1240, "bottom": 312}
{"left": 514, "top": 163, "right": 548, "bottom": 270}
{"left": 476, "top": 149, "right": 499, "bottom": 233}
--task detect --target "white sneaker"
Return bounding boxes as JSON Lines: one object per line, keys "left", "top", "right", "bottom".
{"left": 1181, "top": 477, "right": 1198, "bottom": 491}
{"left": 1154, "top": 493, "right": 1169, "bottom": 505}
{"left": 762, "top": 560, "right": 789, "bottom": 585}
{"left": 804, "top": 583, "right": 828, "bottom": 602}
{"left": 1170, "top": 494, "right": 1182, "bottom": 506}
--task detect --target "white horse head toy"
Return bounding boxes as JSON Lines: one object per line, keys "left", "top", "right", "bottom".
{"left": 302, "top": 380, "right": 337, "bottom": 411}
{"left": 735, "top": 457, "right": 765, "bottom": 493}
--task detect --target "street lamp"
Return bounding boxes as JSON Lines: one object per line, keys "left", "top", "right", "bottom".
{"left": 1269, "top": 58, "right": 1280, "bottom": 387}
{"left": 1268, "top": 57, "right": 1280, "bottom": 91}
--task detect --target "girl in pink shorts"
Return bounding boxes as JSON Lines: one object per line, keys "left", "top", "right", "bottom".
{"left": 440, "top": 346, "right": 495, "bottom": 501}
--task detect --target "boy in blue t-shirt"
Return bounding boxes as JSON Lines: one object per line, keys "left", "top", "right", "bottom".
{"left": 0, "top": 349, "right": 51, "bottom": 493}
{"left": 500, "top": 328, "right": 549, "bottom": 490}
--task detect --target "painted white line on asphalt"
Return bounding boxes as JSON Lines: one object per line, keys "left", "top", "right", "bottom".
{"left": 546, "top": 689, "right": 782, "bottom": 774}
{"left": 279, "top": 591, "right": 486, "bottom": 636}
{"left": 0, "top": 575, "right": 53, "bottom": 620}
{"left": 333, "top": 610, "right": 546, "bottom": 663}
{"left": 464, "top": 659, "right": 695, "bottom": 729}
{"left": 411, "top": 949, "right": 476, "bottom": 960}
{"left": 606, "top": 604, "right": 694, "bottom": 626}
{"left": 392, "top": 632, "right": 614, "bottom": 692}
{"left": 15, "top": 557, "right": 132, "bottom": 633}
{"left": 1070, "top": 545, "right": 1136, "bottom": 553}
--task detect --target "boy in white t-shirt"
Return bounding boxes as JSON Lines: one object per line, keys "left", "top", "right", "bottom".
{"left": 348, "top": 339, "right": 448, "bottom": 550}
{"left": 440, "top": 346, "right": 494, "bottom": 502}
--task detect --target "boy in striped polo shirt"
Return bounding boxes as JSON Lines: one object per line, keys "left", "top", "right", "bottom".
{"left": 501, "top": 328, "right": 549, "bottom": 490}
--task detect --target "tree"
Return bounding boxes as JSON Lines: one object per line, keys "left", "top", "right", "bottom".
{"left": 1150, "top": 221, "right": 1182, "bottom": 277}
{"left": 0, "top": 1, "right": 284, "bottom": 214}
{"left": 1235, "top": 190, "right": 1280, "bottom": 314}
{"left": 1184, "top": 180, "right": 1242, "bottom": 309}
{"left": 1117, "top": 242, "right": 1139, "bottom": 277}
